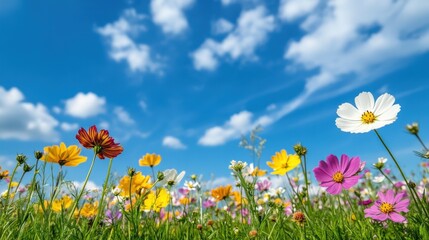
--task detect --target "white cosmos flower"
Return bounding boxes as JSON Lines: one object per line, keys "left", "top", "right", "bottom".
{"left": 372, "top": 175, "right": 386, "bottom": 183}
{"left": 335, "top": 92, "right": 400, "bottom": 133}
{"left": 159, "top": 169, "right": 186, "bottom": 187}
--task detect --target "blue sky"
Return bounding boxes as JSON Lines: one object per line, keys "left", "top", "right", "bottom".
{"left": 1, "top": 0, "right": 429, "bottom": 188}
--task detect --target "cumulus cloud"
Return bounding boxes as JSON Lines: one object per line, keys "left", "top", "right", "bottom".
{"left": 278, "top": 0, "right": 319, "bottom": 21}
{"left": 198, "top": 111, "right": 255, "bottom": 146}
{"left": 71, "top": 181, "right": 100, "bottom": 191}
{"left": 151, "top": 0, "right": 194, "bottom": 35}
{"left": 192, "top": 6, "right": 275, "bottom": 70}
{"left": 139, "top": 100, "right": 148, "bottom": 112}
{"left": 285, "top": 0, "right": 429, "bottom": 93}
{"left": 60, "top": 122, "right": 79, "bottom": 131}
{"left": 163, "top": 136, "right": 187, "bottom": 149}
{"left": 114, "top": 106, "right": 135, "bottom": 125}
{"left": 212, "top": 18, "right": 234, "bottom": 35}
{"left": 198, "top": 93, "right": 309, "bottom": 146}
{"left": 97, "top": 9, "right": 160, "bottom": 73}
{"left": 64, "top": 92, "right": 106, "bottom": 118}
{"left": 0, "top": 86, "right": 59, "bottom": 141}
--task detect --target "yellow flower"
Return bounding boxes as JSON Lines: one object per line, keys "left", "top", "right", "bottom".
{"left": 179, "top": 197, "right": 191, "bottom": 205}
{"left": 75, "top": 201, "right": 98, "bottom": 219}
{"left": 139, "top": 153, "right": 161, "bottom": 167}
{"left": 118, "top": 172, "right": 152, "bottom": 197}
{"left": 41, "top": 142, "right": 87, "bottom": 167}
{"left": 211, "top": 185, "right": 232, "bottom": 202}
{"left": 266, "top": 149, "right": 300, "bottom": 175}
{"left": 143, "top": 188, "right": 170, "bottom": 212}
{"left": 51, "top": 195, "right": 73, "bottom": 213}
{"left": 231, "top": 191, "right": 247, "bottom": 206}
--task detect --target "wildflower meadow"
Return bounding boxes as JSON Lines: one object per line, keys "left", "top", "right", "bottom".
{"left": 0, "top": 91, "right": 428, "bottom": 239}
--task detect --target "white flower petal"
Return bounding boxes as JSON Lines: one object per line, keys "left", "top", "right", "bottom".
{"left": 377, "top": 104, "right": 400, "bottom": 121}
{"left": 335, "top": 118, "right": 363, "bottom": 133}
{"left": 373, "top": 93, "right": 396, "bottom": 116}
{"left": 337, "top": 103, "right": 361, "bottom": 120}
{"left": 354, "top": 92, "right": 374, "bottom": 112}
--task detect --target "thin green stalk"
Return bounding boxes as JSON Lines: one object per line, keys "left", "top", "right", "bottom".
{"left": 22, "top": 158, "right": 40, "bottom": 213}
{"left": 377, "top": 168, "right": 394, "bottom": 186}
{"left": 374, "top": 129, "right": 429, "bottom": 218}
{"left": 415, "top": 134, "right": 429, "bottom": 151}
{"left": 3, "top": 163, "right": 20, "bottom": 214}
{"left": 68, "top": 151, "right": 98, "bottom": 221}
{"left": 92, "top": 157, "right": 114, "bottom": 232}
{"left": 300, "top": 155, "right": 310, "bottom": 208}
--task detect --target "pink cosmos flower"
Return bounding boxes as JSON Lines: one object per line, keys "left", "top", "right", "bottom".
{"left": 313, "top": 154, "right": 361, "bottom": 195}
{"left": 364, "top": 189, "right": 409, "bottom": 223}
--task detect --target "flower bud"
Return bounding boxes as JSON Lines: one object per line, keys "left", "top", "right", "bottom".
{"left": 157, "top": 171, "right": 165, "bottom": 181}
{"left": 406, "top": 122, "right": 419, "bottom": 135}
{"left": 16, "top": 154, "right": 27, "bottom": 165}
{"left": 293, "top": 143, "right": 307, "bottom": 157}
{"left": 249, "top": 230, "right": 258, "bottom": 238}
{"left": 23, "top": 164, "right": 34, "bottom": 173}
{"left": 127, "top": 168, "right": 136, "bottom": 177}
{"left": 34, "top": 151, "right": 43, "bottom": 160}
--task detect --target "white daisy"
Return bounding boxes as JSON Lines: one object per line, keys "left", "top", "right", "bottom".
{"left": 335, "top": 92, "right": 401, "bottom": 133}
{"left": 159, "top": 169, "right": 186, "bottom": 187}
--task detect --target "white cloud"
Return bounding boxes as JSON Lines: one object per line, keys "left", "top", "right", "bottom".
{"left": 212, "top": 18, "right": 234, "bottom": 35}
{"left": 52, "top": 106, "right": 61, "bottom": 114}
{"left": 198, "top": 111, "right": 254, "bottom": 146}
{"left": 97, "top": 8, "right": 160, "bottom": 73}
{"left": 163, "top": 136, "right": 187, "bottom": 149}
{"left": 203, "top": 176, "right": 234, "bottom": 189}
{"left": 99, "top": 121, "right": 110, "bottom": 129}
{"left": 151, "top": 0, "right": 194, "bottom": 35}
{"left": 71, "top": 180, "right": 100, "bottom": 191}
{"left": 0, "top": 86, "right": 59, "bottom": 141}
{"left": 114, "top": 106, "right": 135, "bottom": 125}
{"left": 278, "top": 0, "right": 319, "bottom": 21}
{"left": 0, "top": 155, "right": 14, "bottom": 168}
{"left": 64, "top": 92, "right": 106, "bottom": 118}
{"left": 192, "top": 6, "right": 275, "bottom": 70}
{"left": 198, "top": 93, "right": 309, "bottom": 146}
{"left": 285, "top": 0, "right": 429, "bottom": 94}
{"left": 60, "top": 122, "right": 79, "bottom": 131}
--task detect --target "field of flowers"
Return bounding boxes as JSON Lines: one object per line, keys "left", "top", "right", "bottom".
{"left": 1, "top": 91, "right": 428, "bottom": 239}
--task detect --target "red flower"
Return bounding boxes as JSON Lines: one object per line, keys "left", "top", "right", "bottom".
{"left": 76, "top": 125, "right": 123, "bottom": 159}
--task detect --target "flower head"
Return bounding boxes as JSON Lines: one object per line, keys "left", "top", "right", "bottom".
{"left": 266, "top": 149, "right": 300, "bottom": 175}
{"left": 313, "top": 154, "right": 361, "bottom": 195}
{"left": 41, "top": 142, "right": 87, "bottom": 167}
{"left": 139, "top": 153, "right": 161, "bottom": 167}
{"left": 335, "top": 92, "right": 400, "bottom": 133}
{"left": 211, "top": 185, "right": 232, "bottom": 201}
{"left": 364, "top": 189, "right": 409, "bottom": 223}
{"left": 158, "top": 169, "right": 185, "bottom": 187}
{"left": 117, "top": 172, "right": 152, "bottom": 197}
{"left": 143, "top": 188, "right": 170, "bottom": 212}
{"left": 76, "top": 125, "right": 123, "bottom": 159}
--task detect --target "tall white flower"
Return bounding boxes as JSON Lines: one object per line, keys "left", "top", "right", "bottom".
{"left": 159, "top": 169, "right": 185, "bottom": 187}
{"left": 335, "top": 92, "right": 400, "bottom": 133}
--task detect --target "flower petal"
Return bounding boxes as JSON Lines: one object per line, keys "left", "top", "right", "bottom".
{"left": 326, "top": 182, "right": 342, "bottom": 195}
{"left": 355, "top": 92, "right": 375, "bottom": 112}
{"left": 337, "top": 103, "right": 361, "bottom": 120}
{"left": 342, "top": 175, "right": 361, "bottom": 189}
{"left": 389, "top": 212, "right": 406, "bottom": 223}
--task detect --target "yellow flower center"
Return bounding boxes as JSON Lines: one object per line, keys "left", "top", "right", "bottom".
{"left": 379, "top": 202, "right": 394, "bottom": 214}
{"left": 332, "top": 172, "right": 344, "bottom": 183}
{"left": 361, "top": 111, "right": 376, "bottom": 124}
{"left": 282, "top": 163, "right": 289, "bottom": 169}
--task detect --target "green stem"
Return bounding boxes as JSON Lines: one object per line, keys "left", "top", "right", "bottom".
{"left": 374, "top": 129, "right": 429, "bottom": 218}
{"left": 415, "top": 134, "right": 429, "bottom": 151}
{"left": 68, "top": 151, "right": 98, "bottom": 221}
{"left": 3, "top": 163, "right": 20, "bottom": 214}
{"left": 377, "top": 168, "right": 394, "bottom": 186}
{"left": 92, "top": 157, "right": 114, "bottom": 231}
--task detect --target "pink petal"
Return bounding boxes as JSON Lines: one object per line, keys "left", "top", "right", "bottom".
{"left": 318, "top": 160, "right": 334, "bottom": 175}
{"left": 314, "top": 167, "right": 333, "bottom": 182}
{"left": 320, "top": 180, "right": 336, "bottom": 188}
{"left": 339, "top": 154, "right": 349, "bottom": 173}
{"left": 343, "top": 156, "right": 361, "bottom": 177}
{"left": 385, "top": 189, "right": 394, "bottom": 202}
{"left": 342, "top": 175, "right": 361, "bottom": 189}
{"left": 378, "top": 191, "right": 387, "bottom": 202}
{"left": 326, "top": 183, "right": 342, "bottom": 195}
{"left": 389, "top": 212, "right": 406, "bottom": 223}
{"left": 326, "top": 155, "right": 340, "bottom": 173}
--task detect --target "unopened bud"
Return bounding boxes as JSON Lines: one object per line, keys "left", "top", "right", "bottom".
{"left": 157, "top": 171, "right": 164, "bottom": 181}
{"left": 249, "top": 230, "right": 258, "bottom": 238}
{"left": 16, "top": 154, "right": 27, "bottom": 165}
{"left": 293, "top": 143, "right": 307, "bottom": 157}
{"left": 127, "top": 168, "right": 136, "bottom": 177}
{"left": 406, "top": 122, "right": 419, "bottom": 135}
{"left": 34, "top": 151, "right": 43, "bottom": 160}
{"left": 23, "top": 164, "right": 34, "bottom": 173}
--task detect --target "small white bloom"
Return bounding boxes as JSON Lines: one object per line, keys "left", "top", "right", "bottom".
{"left": 184, "top": 180, "right": 200, "bottom": 191}
{"left": 335, "top": 92, "right": 400, "bottom": 133}
{"left": 159, "top": 169, "right": 186, "bottom": 187}
{"left": 372, "top": 175, "right": 385, "bottom": 183}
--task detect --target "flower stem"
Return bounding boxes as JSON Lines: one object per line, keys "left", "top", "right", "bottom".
{"left": 92, "top": 157, "right": 114, "bottom": 231}
{"left": 3, "top": 163, "right": 20, "bottom": 214}
{"left": 374, "top": 129, "right": 429, "bottom": 218}
{"left": 68, "top": 151, "right": 97, "bottom": 221}
{"left": 415, "top": 134, "right": 429, "bottom": 151}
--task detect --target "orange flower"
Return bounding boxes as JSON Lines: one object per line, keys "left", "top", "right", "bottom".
{"left": 139, "top": 153, "right": 161, "bottom": 167}
{"left": 76, "top": 125, "right": 123, "bottom": 159}
{"left": 211, "top": 185, "right": 232, "bottom": 202}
